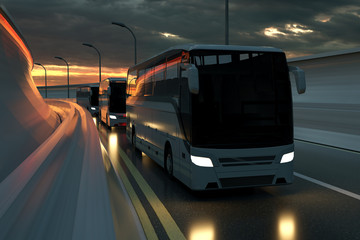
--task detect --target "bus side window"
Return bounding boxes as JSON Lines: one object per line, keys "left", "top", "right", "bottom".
{"left": 144, "top": 67, "right": 154, "bottom": 96}
{"left": 166, "top": 57, "right": 181, "bottom": 98}
{"left": 192, "top": 56, "right": 202, "bottom": 66}
{"left": 153, "top": 62, "right": 166, "bottom": 96}
{"left": 219, "top": 55, "right": 231, "bottom": 64}
{"left": 127, "top": 70, "right": 137, "bottom": 96}
{"left": 204, "top": 55, "right": 217, "bottom": 65}
{"left": 153, "top": 63, "right": 166, "bottom": 96}
{"left": 135, "top": 69, "right": 146, "bottom": 96}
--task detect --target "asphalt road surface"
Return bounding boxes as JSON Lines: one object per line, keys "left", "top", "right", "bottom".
{"left": 97, "top": 121, "right": 360, "bottom": 240}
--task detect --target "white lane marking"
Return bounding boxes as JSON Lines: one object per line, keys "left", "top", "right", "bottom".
{"left": 294, "top": 138, "right": 360, "bottom": 154}
{"left": 100, "top": 142, "right": 148, "bottom": 240}
{"left": 294, "top": 172, "right": 360, "bottom": 201}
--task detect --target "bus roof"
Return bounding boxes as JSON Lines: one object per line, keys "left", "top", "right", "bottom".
{"left": 76, "top": 84, "right": 98, "bottom": 88}
{"left": 103, "top": 77, "right": 126, "bottom": 82}
{"left": 165, "top": 44, "right": 283, "bottom": 53}
{"left": 130, "top": 44, "right": 284, "bottom": 71}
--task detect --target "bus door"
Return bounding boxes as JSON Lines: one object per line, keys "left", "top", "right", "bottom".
{"left": 179, "top": 66, "right": 192, "bottom": 176}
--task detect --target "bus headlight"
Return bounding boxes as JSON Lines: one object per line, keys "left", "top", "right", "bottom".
{"left": 109, "top": 115, "right": 117, "bottom": 120}
{"left": 280, "top": 152, "right": 294, "bottom": 164}
{"left": 191, "top": 155, "right": 213, "bottom": 167}
{"left": 91, "top": 107, "right": 96, "bottom": 110}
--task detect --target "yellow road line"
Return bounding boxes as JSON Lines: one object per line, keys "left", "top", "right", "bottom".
{"left": 101, "top": 143, "right": 158, "bottom": 240}
{"left": 117, "top": 148, "right": 186, "bottom": 240}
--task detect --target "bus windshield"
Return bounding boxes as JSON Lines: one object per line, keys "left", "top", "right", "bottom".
{"left": 190, "top": 51, "right": 293, "bottom": 149}
{"left": 109, "top": 82, "right": 126, "bottom": 113}
{"left": 90, "top": 87, "right": 99, "bottom": 106}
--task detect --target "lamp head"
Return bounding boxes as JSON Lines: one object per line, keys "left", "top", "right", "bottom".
{"left": 112, "top": 21, "right": 126, "bottom": 28}
{"left": 82, "top": 43, "right": 93, "bottom": 48}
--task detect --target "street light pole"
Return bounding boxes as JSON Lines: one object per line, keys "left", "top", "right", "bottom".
{"left": 54, "top": 56, "right": 70, "bottom": 98}
{"left": 112, "top": 21, "right": 137, "bottom": 65}
{"left": 225, "top": 0, "right": 229, "bottom": 45}
{"left": 82, "top": 43, "right": 102, "bottom": 83}
{"left": 34, "top": 62, "right": 47, "bottom": 98}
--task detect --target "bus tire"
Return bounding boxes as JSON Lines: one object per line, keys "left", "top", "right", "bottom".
{"left": 132, "top": 128, "right": 137, "bottom": 151}
{"left": 165, "top": 146, "right": 174, "bottom": 178}
{"left": 106, "top": 113, "right": 111, "bottom": 129}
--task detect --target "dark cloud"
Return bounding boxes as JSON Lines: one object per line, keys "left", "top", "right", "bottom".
{"left": 2, "top": 0, "right": 360, "bottom": 70}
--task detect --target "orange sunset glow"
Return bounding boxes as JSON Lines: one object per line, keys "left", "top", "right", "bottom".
{"left": 0, "top": 13, "right": 33, "bottom": 66}
{"left": 32, "top": 65, "right": 128, "bottom": 86}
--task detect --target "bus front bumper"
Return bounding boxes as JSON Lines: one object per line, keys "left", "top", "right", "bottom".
{"left": 109, "top": 113, "right": 126, "bottom": 127}
{"left": 89, "top": 106, "right": 99, "bottom": 116}
{"left": 189, "top": 144, "right": 294, "bottom": 190}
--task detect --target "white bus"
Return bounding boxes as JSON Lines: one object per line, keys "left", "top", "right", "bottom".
{"left": 99, "top": 78, "right": 127, "bottom": 127}
{"left": 126, "top": 44, "right": 306, "bottom": 190}
{"left": 76, "top": 85, "right": 99, "bottom": 116}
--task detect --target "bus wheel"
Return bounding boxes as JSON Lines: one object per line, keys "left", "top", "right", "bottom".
{"left": 106, "top": 114, "right": 111, "bottom": 129}
{"left": 165, "top": 147, "right": 174, "bottom": 178}
{"left": 132, "top": 128, "right": 138, "bottom": 151}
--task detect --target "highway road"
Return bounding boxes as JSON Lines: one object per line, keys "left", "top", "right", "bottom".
{"left": 97, "top": 120, "right": 360, "bottom": 240}
{"left": 2, "top": 4, "right": 360, "bottom": 239}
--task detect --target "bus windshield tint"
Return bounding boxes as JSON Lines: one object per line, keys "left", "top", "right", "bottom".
{"left": 190, "top": 51, "right": 293, "bottom": 148}
{"left": 109, "top": 82, "right": 126, "bottom": 113}
{"left": 90, "top": 87, "right": 99, "bottom": 106}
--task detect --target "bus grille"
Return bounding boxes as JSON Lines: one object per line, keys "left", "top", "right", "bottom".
{"left": 220, "top": 175, "right": 275, "bottom": 188}
{"left": 219, "top": 156, "right": 275, "bottom": 167}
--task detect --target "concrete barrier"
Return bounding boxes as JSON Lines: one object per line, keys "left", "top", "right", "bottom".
{"left": 0, "top": 6, "right": 60, "bottom": 182}
{"left": 0, "top": 99, "right": 118, "bottom": 239}
{"left": 289, "top": 49, "right": 360, "bottom": 151}
{"left": 0, "top": 7, "right": 145, "bottom": 240}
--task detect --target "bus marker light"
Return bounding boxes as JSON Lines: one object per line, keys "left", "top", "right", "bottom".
{"left": 191, "top": 155, "right": 213, "bottom": 167}
{"left": 280, "top": 152, "right": 294, "bottom": 164}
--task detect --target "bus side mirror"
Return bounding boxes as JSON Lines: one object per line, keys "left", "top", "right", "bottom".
{"left": 289, "top": 66, "right": 306, "bottom": 94}
{"left": 181, "top": 64, "right": 199, "bottom": 94}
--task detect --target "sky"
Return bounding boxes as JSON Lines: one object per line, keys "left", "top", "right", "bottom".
{"left": 2, "top": 0, "right": 360, "bottom": 86}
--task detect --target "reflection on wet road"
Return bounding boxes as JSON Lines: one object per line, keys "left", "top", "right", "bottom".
{"left": 189, "top": 220, "right": 215, "bottom": 240}
{"left": 97, "top": 121, "right": 360, "bottom": 240}
{"left": 278, "top": 211, "right": 296, "bottom": 240}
